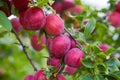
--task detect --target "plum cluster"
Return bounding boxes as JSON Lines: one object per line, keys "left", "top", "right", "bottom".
{"left": 1, "top": 0, "right": 113, "bottom": 80}
{"left": 24, "top": 70, "right": 66, "bottom": 80}
{"left": 52, "top": 0, "right": 83, "bottom": 15}
{"left": 9, "top": 0, "right": 85, "bottom": 80}
{"left": 52, "top": 0, "right": 83, "bottom": 28}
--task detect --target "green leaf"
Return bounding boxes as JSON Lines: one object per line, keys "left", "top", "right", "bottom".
{"left": 81, "top": 57, "right": 94, "bottom": 68}
{"left": 79, "top": 74, "right": 94, "bottom": 80}
{"left": 96, "top": 64, "right": 108, "bottom": 74}
{"left": 36, "top": 0, "right": 54, "bottom": 7}
{"left": 84, "top": 18, "right": 96, "bottom": 39}
{"left": 104, "top": 47, "right": 115, "bottom": 56}
{"left": 107, "top": 71, "right": 120, "bottom": 80}
{"left": 105, "top": 58, "right": 120, "bottom": 72}
{"left": 0, "top": 11, "right": 12, "bottom": 31}
{"left": 92, "top": 44, "right": 101, "bottom": 54}
{"left": 95, "top": 22, "right": 108, "bottom": 40}
{"left": 106, "top": 58, "right": 120, "bottom": 67}
{"left": 97, "top": 52, "right": 108, "bottom": 58}
{"left": 0, "top": 27, "right": 8, "bottom": 37}
{"left": 97, "top": 47, "right": 114, "bottom": 58}
{"left": 78, "top": 32, "right": 86, "bottom": 43}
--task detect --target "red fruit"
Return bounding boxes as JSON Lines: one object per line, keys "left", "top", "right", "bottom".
{"left": 63, "top": 0, "right": 75, "bottom": 10}
{"left": 70, "top": 39, "right": 76, "bottom": 49}
{"left": 12, "top": 0, "right": 29, "bottom": 12}
{"left": 64, "top": 48, "right": 84, "bottom": 68}
{"left": 64, "top": 65, "right": 77, "bottom": 74}
{"left": 47, "top": 38, "right": 53, "bottom": 49}
{"left": 24, "top": 74, "right": 34, "bottom": 80}
{"left": 107, "top": 11, "right": 120, "bottom": 27}
{"left": 115, "top": 2, "right": 120, "bottom": 13}
{"left": 30, "top": 34, "right": 46, "bottom": 51}
{"left": 55, "top": 74, "right": 66, "bottom": 80}
{"left": 50, "top": 35, "right": 71, "bottom": 58}
{"left": 20, "top": 7, "right": 46, "bottom": 30}
{"left": 99, "top": 44, "right": 109, "bottom": 52}
{"left": 44, "top": 14, "right": 64, "bottom": 36}
{"left": 34, "top": 69, "right": 47, "bottom": 80}
{"left": 65, "top": 5, "right": 83, "bottom": 15}
{"left": 0, "top": 0, "right": 11, "bottom": 16}
{"left": 11, "top": 17, "right": 23, "bottom": 32}
{"left": 52, "top": 2, "right": 63, "bottom": 14}
{"left": 47, "top": 57, "right": 61, "bottom": 68}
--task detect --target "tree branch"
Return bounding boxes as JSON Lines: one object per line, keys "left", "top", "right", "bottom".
{"left": 11, "top": 29, "right": 37, "bottom": 71}
{"left": 64, "top": 27, "right": 82, "bottom": 49}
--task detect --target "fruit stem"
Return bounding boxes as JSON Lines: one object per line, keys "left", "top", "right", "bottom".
{"left": 11, "top": 29, "right": 38, "bottom": 71}
{"left": 64, "top": 27, "right": 82, "bottom": 49}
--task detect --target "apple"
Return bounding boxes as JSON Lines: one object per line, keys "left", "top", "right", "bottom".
{"left": 64, "top": 65, "right": 77, "bottom": 74}
{"left": 24, "top": 74, "right": 34, "bottom": 80}
{"left": 50, "top": 35, "right": 71, "bottom": 58}
{"left": 34, "top": 69, "right": 47, "bottom": 80}
{"left": 19, "top": 7, "right": 46, "bottom": 30}
{"left": 30, "top": 34, "right": 46, "bottom": 51}
{"left": 64, "top": 48, "right": 84, "bottom": 68}
{"left": 44, "top": 14, "right": 64, "bottom": 36}
{"left": 99, "top": 44, "right": 110, "bottom": 52}
{"left": 11, "top": 17, "right": 23, "bottom": 32}
{"left": 107, "top": 11, "right": 120, "bottom": 27}
{"left": 47, "top": 57, "right": 61, "bottom": 69}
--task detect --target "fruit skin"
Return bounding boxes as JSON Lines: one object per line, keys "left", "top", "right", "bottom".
{"left": 30, "top": 34, "right": 46, "bottom": 51}
{"left": 34, "top": 69, "right": 47, "bottom": 80}
{"left": 47, "top": 57, "right": 61, "bottom": 69}
{"left": 44, "top": 14, "right": 64, "bottom": 36}
{"left": 64, "top": 65, "right": 77, "bottom": 74}
{"left": 0, "top": 0, "right": 11, "bottom": 16}
{"left": 12, "top": 0, "right": 29, "bottom": 12}
{"left": 65, "top": 5, "right": 83, "bottom": 15}
{"left": 107, "top": 11, "right": 120, "bottom": 27}
{"left": 20, "top": 7, "right": 46, "bottom": 30}
{"left": 56, "top": 74, "right": 66, "bottom": 80}
{"left": 11, "top": 17, "right": 23, "bottom": 32}
{"left": 24, "top": 74, "right": 34, "bottom": 80}
{"left": 70, "top": 38, "right": 76, "bottom": 49}
{"left": 115, "top": 2, "right": 120, "bottom": 13}
{"left": 63, "top": 0, "right": 75, "bottom": 10}
{"left": 52, "top": 2, "right": 63, "bottom": 14}
{"left": 99, "top": 44, "right": 109, "bottom": 52}
{"left": 64, "top": 48, "right": 84, "bottom": 68}
{"left": 50, "top": 35, "right": 71, "bottom": 58}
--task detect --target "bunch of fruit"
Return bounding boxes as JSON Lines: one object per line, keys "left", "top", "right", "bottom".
{"left": 7, "top": 0, "right": 85, "bottom": 80}
{"left": 0, "top": 0, "right": 118, "bottom": 80}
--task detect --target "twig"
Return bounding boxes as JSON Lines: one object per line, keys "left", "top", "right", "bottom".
{"left": 11, "top": 29, "right": 37, "bottom": 71}
{"left": 57, "top": 65, "right": 65, "bottom": 74}
{"left": 64, "top": 27, "right": 82, "bottom": 49}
